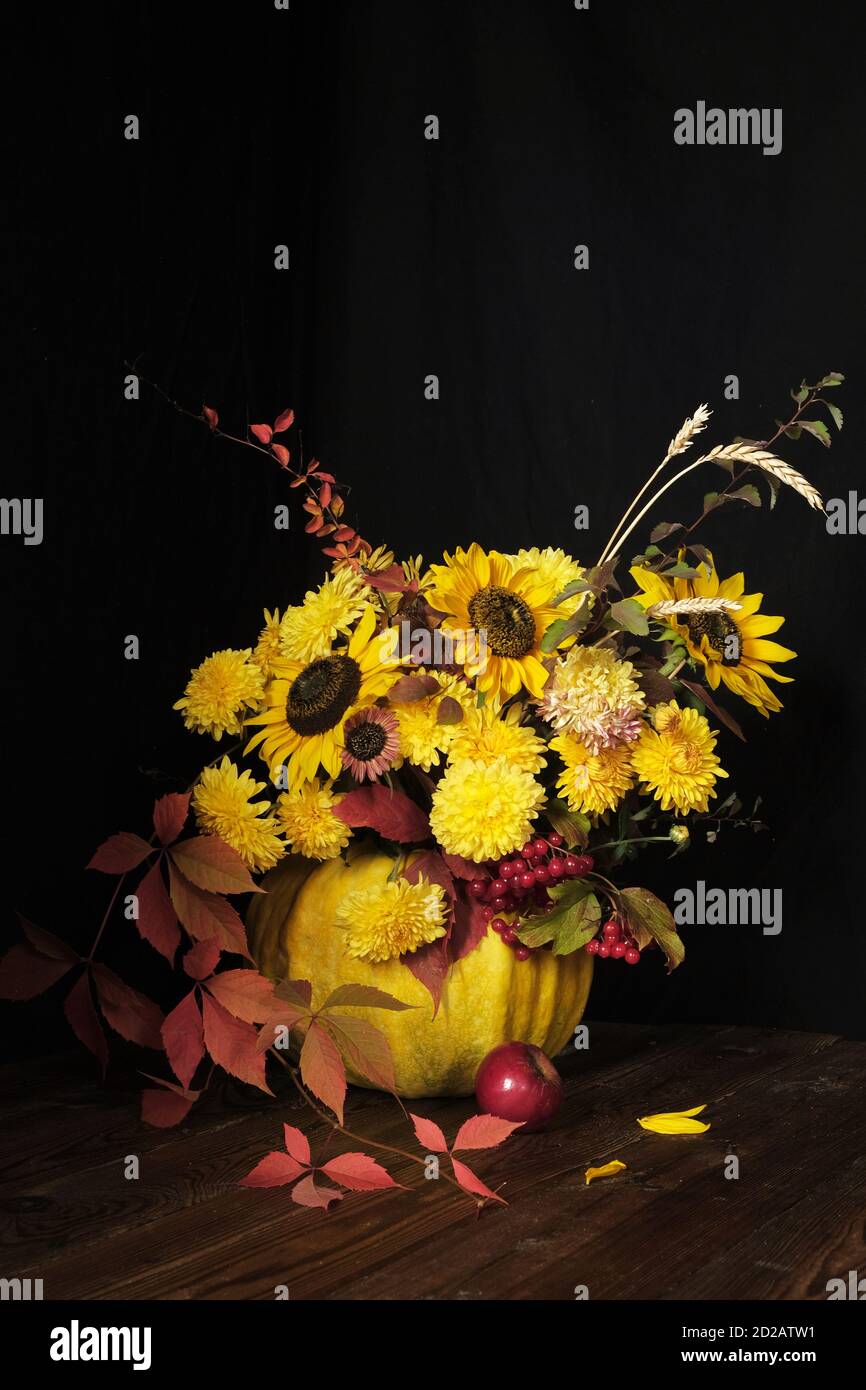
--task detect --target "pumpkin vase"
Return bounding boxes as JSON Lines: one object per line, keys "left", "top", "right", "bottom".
{"left": 247, "top": 850, "right": 594, "bottom": 1099}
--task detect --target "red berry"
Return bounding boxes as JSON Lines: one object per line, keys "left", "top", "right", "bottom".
{"left": 488, "top": 878, "right": 507, "bottom": 899}
{"left": 521, "top": 841, "right": 535, "bottom": 857}
{"left": 610, "top": 941, "right": 627, "bottom": 959}
{"left": 519, "top": 871, "right": 536, "bottom": 890}
{"left": 572, "top": 854, "right": 594, "bottom": 876}
{"left": 585, "top": 939, "right": 601, "bottom": 955}
{"left": 489, "top": 896, "right": 508, "bottom": 912}
{"left": 531, "top": 838, "right": 549, "bottom": 859}
{"left": 563, "top": 855, "right": 580, "bottom": 876}
{"left": 602, "top": 920, "right": 621, "bottom": 941}
{"left": 501, "top": 928, "right": 518, "bottom": 945}
{"left": 469, "top": 879, "right": 487, "bottom": 898}
{"left": 512, "top": 858, "right": 527, "bottom": 874}
{"left": 514, "top": 945, "right": 531, "bottom": 961}
{"left": 597, "top": 943, "right": 611, "bottom": 958}
{"left": 490, "top": 917, "right": 507, "bottom": 934}
{"left": 500, "top": 860, "right": 516, "bottom": 880}
{"left": 533, "top": 865, "right": 550, "bottom": 885}
{"left": 481, "top": 905, "right": 494, "bottom": 921}
{"left": 548, "top": 832, "right": 564, "bottom": 848}
{"left": 625, "top": 947, "right": 640, "bottom": 965}
{"left": 548, "top": 857, "right": 566, "bottom": 880}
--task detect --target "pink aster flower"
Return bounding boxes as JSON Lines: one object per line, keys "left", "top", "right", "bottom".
{"left": 341, "top": 706, "right": 400, "bottom": 782}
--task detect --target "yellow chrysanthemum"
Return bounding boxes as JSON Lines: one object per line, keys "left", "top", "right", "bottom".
{"left": 245, "top": 605, "right": 400, "bottom": 791}
{"left": 192, "top": 756, "right": 285, "bottom": 873}
{"left": 278, "top": 567, "right": 368, "bottom": 664}
{"left": 550, "top": 733, "right": 635, "bottom": 817}
{"left": 429, "top": 756, "right": 546, "bottom": 862}
{"left": 631, "top": 700, "right": 728, "bottom": 815}
{"left": 425, "top": 543, "right": 564, "bottom": 703}
{"left": 538, "top": 646, "right": 645, "bottom": 750}
{"left": 276, "top": 779, "right": 351, "bottom": 860}
{"left": 174, "top": 649, "right": 265, "bottom": 740}
{"left": 630, "top": 554, "right": 795, "bottom": 717}
{"left": 394, "top": 671, "right": 476, "bottom": 772}
{"left": 506, "top": 547, "right": 588, "bottom": 618}
{"left": 336, "top": 876, "right": 448, "bottom": 963}
{"left": 446, "top": 701, "right": 547, "bottom": 774}
{"left": 253, "top": 608, "right": 285, "bottom": 678}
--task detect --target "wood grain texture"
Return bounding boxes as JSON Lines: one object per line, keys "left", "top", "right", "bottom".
{"left": 2, "top": 1024, "right": 863, "bottom": 1300}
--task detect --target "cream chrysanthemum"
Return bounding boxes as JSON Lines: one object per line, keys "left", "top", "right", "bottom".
{"left": 174, "top": 649, "right": 265, "bottom": 740}
{"left": 276, "top": 778, "right": 351, "bottom": 859}
{"left": 538, "top": 646, "right": 645, "bottom": 751}
{"left": 631, "top": 700, "right": 727, "bottom": 815}
{"left": 394, "top": 671, "right": 476, "bottom": 771}
{"left": 446, "top": 702, "right": 547, "bottom": 774}
{"left": 550, "top": 733, "right": 635, "bottom": 817}
{"left": 429, "top": 756, "right": 546, "bottom": 861}
{"left": 279, "top": 568, "right": 368, "bottom": 664}
{"left": 192, "top": 757, "right": 285, "bottom": 872}
{"left": 336, "top": 877, "right": 448, "bottom": 963}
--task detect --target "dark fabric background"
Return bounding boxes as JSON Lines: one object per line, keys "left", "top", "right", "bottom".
{"left": 4, "top": 0, "right": 865, "bottom": 1059}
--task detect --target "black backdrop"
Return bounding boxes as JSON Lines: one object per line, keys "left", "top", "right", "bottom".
{"left": 4, "top": 0, "right": 865, "bottom": 1059}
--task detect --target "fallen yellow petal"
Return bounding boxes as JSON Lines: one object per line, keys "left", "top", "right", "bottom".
{"left": 638, "top": 1105, "right": 710, "bottom": 1134}
{"left": 585, "top": 1160, "right": 627, "bottom": 1185}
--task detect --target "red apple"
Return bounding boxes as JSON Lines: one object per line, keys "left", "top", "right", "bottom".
{"left": 474, "top": 1042, "right": 564, "bottom": 1132}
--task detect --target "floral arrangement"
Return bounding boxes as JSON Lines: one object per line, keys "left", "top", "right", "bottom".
{"left": 1, "top": 371, "right": 844, "bottom": 1211}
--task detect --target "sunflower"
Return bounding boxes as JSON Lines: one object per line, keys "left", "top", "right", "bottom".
{"left": 550, "top": 733, "right": 635, "bottom": 817}
{"left": 632, "top": 700, "right": 727, "bottom": 815}
{"left": 245, "top": 605, "right": 400, "bottom": 790}
{"left": 278, "top": 567, "right": 368, "bottom": 664}
{"left": 276, "top": 778, "right": 352, "bottom": 860}
{"left": 393, "top": 670, "right": 476, "bottom": 771}
{"left": 192, "top": 757, "right": 285, "bottom": 872}
{"left": 429, "top": 755, "right": 546, "bottom": 862}
{"left": 425, "top": 544, "right": 564, "bottom": 703}
{"left": 336, "top": 876, "right": 448, "bottom": 963}
{"left": 174, "top": 649, "right": 265, "bottom": 740}
{"left": 630, "top": 554, "right": 795, "bottom": 716}
{"left": 446, "top": 701, "right": 547, "bottom": 775}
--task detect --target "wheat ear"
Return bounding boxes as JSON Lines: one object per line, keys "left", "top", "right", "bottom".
{"left": 648, "top": 597, "right": 742, "bottom": 618}
{"left": 699, "top": 444, "right": 824, "bottom": 511}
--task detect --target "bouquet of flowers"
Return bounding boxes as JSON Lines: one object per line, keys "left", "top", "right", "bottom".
{"left": 1, "top": 371, "right": 843, "bottom": 1210}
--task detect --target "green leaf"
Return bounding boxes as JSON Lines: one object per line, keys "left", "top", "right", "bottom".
{"left": 540, "top": 604, "right": 591, "bottom": 652}
{"left": 544, "top": 798, "right": 590, "bottom": 849}
{"left": 798, "top": 419, "right": 831, "bottom": 448}
{"left": 791, "top": 385, "right": 809, "bottom": 405}
{"left": 727, "top": 483, "right": 761, "bottom": 507}
{"left": 649, "top": 521, "right": 684, "bottom": 544}
{"left": 660, "top": 562, "right": 701, "bottom": 579}
{"left": 764, "top": 473, "right": 781, "bottom": 510}
{"left": 620, "top": 887, "right": 684, "bottom": 972}
{"left": 817, "top": 371, "right": 844, "bottom": 388}
{"left": 825, "top": 402, "right": 844, "bottom": 431}
{"left": 703, "top": 491, "right": 720, "bottom": 512}
{"left": 516, "top": 883, "right": 600, "bottom": 954}
{"left": 609, "top": 598, "right": 649, "bottom": 636}
{"left": 552, "top": 578, "right": 592, "bottom": 607}
{"left": 783, "top": 424, "right": 802, "bottom": 440}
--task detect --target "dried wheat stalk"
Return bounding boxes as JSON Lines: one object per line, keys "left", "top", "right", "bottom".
{"left": 667, "top": 403, "right": 712, "bottom": 460}
{"left": 648, "top": 597, "right": 742, "bottom": 617}
{"left": 698, "top": 443, "right": 824, "bottom": 510}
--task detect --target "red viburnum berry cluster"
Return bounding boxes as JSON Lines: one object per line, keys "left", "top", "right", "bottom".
{"left": 586, "top": 917, "right": 641, "bottom": 965}
{"left": 466, "top": 835, "right": 595, "bottom": 963}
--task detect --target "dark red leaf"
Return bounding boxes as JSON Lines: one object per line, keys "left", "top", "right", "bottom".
{"left": 201, "top": 993, "right": 272, "bottom": 1093}
{"left": 272, "top": 408, "right": 294, "bottom": 433}
{"left": 449, "top": 890, "right": 490, "bottom": 965}
{"left": 183, "top": 937, "right": 221, "bottom": 980}
{"left": 141, "top": 1089, "right": 196, "bottom": 1128}
{"left": 408, "top": 1113, "right": 448, "bottom": 1153}
{"left": 299, "top": 1020, "right": 346, "bottom": 1123}
{"left": 136, "top": 861, "right": 181, "bottom": 963}
{"left": 202, "top": 405, "right": 219, "bottom": 431}
{"left": 64, "top": 972, "right": 108, "bottom": 1073}
{"left": 441, "top": 854, "right": 487, "bottom": 881}
{"left": 87, "top": 832, "right": 153, "bottom": 874}
{"left": 250, "top": 423, "right": 273, "bottom": 445}
{"left": 453, "top": 1114, "right": 524, "bottom": 1151}
{"left": 320, "top": 1152, "right": 404, "bottom": 1191}
{"left": 0, "top": 945, "right": 75, "bottom": 1001}
{"left": 271, "top": 443, "right": 290, "bottom": 468}
{"left": 17, "top": 916, "right": 79, "bottom": 962}
{"left": 161, "top": 990, "right": 204, "bottom": 1088}
{"left": 387, "top": 674, "right": 440, "bottom": 703}
{"left": 450, "top": 1156, "right": 507, "bottom": 1205}
{"left": 322, "top": 1015, "right": 396, "bottom": 1092}
{"left": 168, "top": 864, "right": 252, "bottom": 958}
{"left": 238, "top": 1151, "right": 307, "bottom": 1188}
{"left": 276, "top": 979, "right": 313, "bottom": 1009}
{"left": 283, "top": 1124, "right": 311, "bottom": 1167}
{"left": 333, "top": 785, "right": 430, "bottom": 843}
{"left": 92, "top": 965, "right": 164, "bottom": 1049}
{"left": 363, "top": 564, "right": 409, "bottom": 593}
{"left": 291, "top": 1175, "right": 343, "bottom": 1210}
{"left": 317, "top": 480, "right": 333, "bottom": 508}
{"left": 404, "top": 937, "right": 450, "bottom": 1014}
{"left": 153, "top": 792, "right": 190, "bottom": 846}
{"left": 169, "top": 836, "right": 263, "bottom": 895}
{"left": 204, "top": 968, "right": 280, "bottom": 1024}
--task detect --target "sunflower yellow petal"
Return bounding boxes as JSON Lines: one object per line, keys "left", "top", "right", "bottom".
{"left": 638, "top": 1105, "right": 710, "bottom": 1134}
{"left": 585, "top": 1159, "right": 627, "bottom": 1185}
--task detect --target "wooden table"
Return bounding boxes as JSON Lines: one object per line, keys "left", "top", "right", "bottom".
{"left": 3, "top": 1023, "right": 864, "bottom": 1301}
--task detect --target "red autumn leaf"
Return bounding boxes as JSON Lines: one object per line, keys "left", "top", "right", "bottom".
{"left": 141, "top": 1088, "right": 196, "bottom": 1128}
{"left": 271, "top": 443, "right": 290, "bottom": 468}
{"left": 436, "top": 696, "right": 464, "bottom": 726}
{"left": 315, "top": 471, "right": 336, "bottom": 484}
{"left": 408, "top": 1112, "right": 448, "bottom": 1154}
{"left": 273, "top": 407, "right": 295, "bottom": 433}
{"left": 161, "top": 990, "right": 205, "bottom": 1088}
{"left": 92, "top": 965, "right": 164, "bottom": 1049}
{"left": 441, "top": 854, "right": 486, "bottom": 881}
{"left": 404, "top": 937, "right": 450, "bottom": 1015}
{"left": 306, "top": 458, "right": 320, "bottom": 474}
{"left": 277, "top": 979, "right": 313, "bottom": 1009}
{"left": 283, "top": 1124, "right": 311, "bottom": 1167}
{"left": 453, "top": 1114, "right": 524, "bottom": 1151}
{"left": 289, "top": 474, "right": 307, "bottom": 489}
{"left": 202, "top": 405, "right": 219, "bottom": 431}
{"left": 305, "top": 516, "right": 324, "bottom": 535}
{"left": 291, "top": 1175, "right": 343, "bottom": 1210}
{"left": 322, "top": 1015, "right": 396, "bottom": 1093}
{"left": 320, "top": 1152, "right": 403, "bottom": 1192}
{"left": 332, "top": 525, "right": 356, "bottom": 543}
{"left": 250, "top": 423, "right": 273, "bottom": 445}
{"left": 64, "top": 972, "right": 108, "bottom": 1074}
{"left": 388, "top": 673, "right": 440, "bottom": 702}
{"left": 168, "top": 865, "right": 252, "bottom": 958}
{"left": 153, "top": 792, "right": 190, "bottom": 846}
{"left": 238, "top": 1151, "right": 307, "bottom": 1188}
{"left": 449, "top": 891, "right": 490, "bottom": 966}
{"left": 317, "top": 481, "right": 333, "bottom": 508}
{"left": 321, "top": 983, "right": 413, "bottom": 1011}
{"left": 17, "top": 916, "right": 79, "bottom": 962}
{"left": 299, "top": 1020, "right": 346, "bottom": 1123}
{"left": 87, "top": 832, "right": 153, "bottom": 874}
{"left": 362, "top": 564, "right": 409, "bottom": 593}
{"left": 136, "top": 861, "right": 181, "bottom": 963}
{"left": 183, "top": 937, "right": 221, "bottom": 980}
{"left": 169, "top": 836, "right": 263, "bottom": 895}
{"left": 333, "top": 785, "right": 430, "bottom": 843}
{"left": 0, "top": 945, "right": 75, "bottom": 1001}
{"left": 201, "top": 993, "right": 272, "bottom": 1094}
{"left": 204, "top": 968, "right": 280, "bottom": 1024}
{"left": 450, "top": 1156, "right": 507, "bottom": 1205}
{"left": 256, "top": 1009, "right": 310, "bottom": 1054}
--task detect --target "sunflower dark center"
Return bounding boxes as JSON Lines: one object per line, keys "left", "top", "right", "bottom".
{"left": 346, "top": 721, "right": 387, "bottom": 761}
{"left": 286, "top": 655, "right": 361, "bottom": 735}
{"left": 685, "top": 611, "right": 741, "bottom": 666}
{"left": 468, "top": 585, "right": 536, "bottom": 658}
